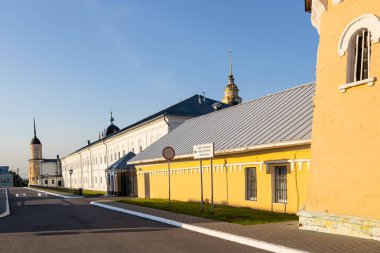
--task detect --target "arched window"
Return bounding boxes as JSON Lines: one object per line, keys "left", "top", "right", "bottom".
{"left": 338, "top": 14, "right": 380, "bottom": 91}
{"left": 347, "top": 29, "right": 371, "bottom": 83}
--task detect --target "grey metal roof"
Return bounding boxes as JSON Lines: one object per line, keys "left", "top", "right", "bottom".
{"left": 105, "top": 152, "right": 136, "bottom": 171}
{"left": 41, "top": 159, "right": 58, "bottom": 163}
{"left": 130, "top": 83, "right": 315, "bottom": 163}
{"left": 0, "top": 166, "right": 11, "bottom": 175}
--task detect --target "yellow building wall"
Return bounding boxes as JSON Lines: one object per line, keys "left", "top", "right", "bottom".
{"left": 136, "top": 145, "right": 310, "bottom": 214}
{"left": 306, "top": 0, "right": 380, "bottom": 219}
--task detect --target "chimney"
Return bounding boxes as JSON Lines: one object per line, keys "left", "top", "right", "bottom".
{"left": 198, "top": 94, "right": 203, "bottom": 104}
{"left": 202, "top": 92, "right": 206, "bottom": 102}
{"left": 87, "top": 140, "right": 91, "bottom": 145}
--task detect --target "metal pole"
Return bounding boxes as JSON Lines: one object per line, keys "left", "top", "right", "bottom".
{"left": 200, "top": 159, "right": 204, "bottom": 211}
{"left": 168, "top": 160, "right": 171, "bottom": 208}
{"left": 210, "top": 157, "right": 214, "bottom": 214}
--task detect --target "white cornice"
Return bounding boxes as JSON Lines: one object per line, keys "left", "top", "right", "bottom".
{"left": 332, "top": 0, "right": 343, "bottom": 5}
{"left": 311, "top": 0, "right": 328, "bottom": 33}
{"left": 129, "top": 139, "right": 311, "bottom": 165}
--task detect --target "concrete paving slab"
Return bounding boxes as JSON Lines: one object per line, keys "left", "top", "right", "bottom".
{"left": 97, "top": 201, "right": 380, "bottom": 253}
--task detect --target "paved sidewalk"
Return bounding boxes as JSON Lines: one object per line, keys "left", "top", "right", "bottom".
{"left": 98, "top": 201, "right": 380, "bottom": 253}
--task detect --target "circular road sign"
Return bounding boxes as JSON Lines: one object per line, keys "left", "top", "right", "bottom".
{"left": 162, "top": 147, "right": 175, "bottom": 160}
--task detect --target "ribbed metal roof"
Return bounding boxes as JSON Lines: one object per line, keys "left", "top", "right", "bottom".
{"left": 130, "top": 83, "right": 315, "bottom": 163}
{"left": 105, "top": 152, "right": 136, "bottom": 171}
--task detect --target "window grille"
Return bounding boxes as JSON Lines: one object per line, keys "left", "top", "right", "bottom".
{"left": 275, "top": 166, "right": 287, "bottom": 203}
{"left": 352, "top": 29, "right": 371, "bottom": 82}
{"left": 246, "top": 168, "right": 257, "bottom": 201}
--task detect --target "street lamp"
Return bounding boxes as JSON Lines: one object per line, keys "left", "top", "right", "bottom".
{"left": 69, "top": 169, "right": 73, "bottom": 189}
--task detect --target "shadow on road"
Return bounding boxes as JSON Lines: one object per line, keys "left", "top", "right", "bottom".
{"left": 0, "top": 188, "right": 173, "bottom": 234}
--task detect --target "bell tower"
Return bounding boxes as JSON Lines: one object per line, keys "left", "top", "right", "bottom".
{"left": 222, "top": 49, "right": 242, "bottom": 105}
{"left": 299, "top": 0, "right": 380, "bottom": 240}
{"left": 28, "top": 119, "right": 43, "bottom": 186}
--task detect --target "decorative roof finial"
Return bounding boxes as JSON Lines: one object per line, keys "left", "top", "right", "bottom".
{"left": 229, "top": 47, "right": 233, "bottom": 77}
{"left": 228, "top": 48, "right": 235, "bottom": 85}
{"left": 110, "top": 109, "right": 114, "bottom": 124}
{"left": 33, "top": 117, "right": 37, "bottom": 138}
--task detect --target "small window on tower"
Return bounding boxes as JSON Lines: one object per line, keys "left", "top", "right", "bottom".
{"left": 348, "top": 29, "right": 371, "bottom": 83}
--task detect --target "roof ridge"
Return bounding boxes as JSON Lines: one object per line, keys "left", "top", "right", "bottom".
{"left": 180, "top": 82, "right": 316, "bottom": 125}
{"left": 251, "top": 81, "right": 315, "bottom": 103}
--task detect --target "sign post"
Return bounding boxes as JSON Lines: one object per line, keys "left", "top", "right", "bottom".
{"left": 193, "top": 143, "right": 214, "bottom": 213}
{"left": 162, "top": 147, "right": 175, "bottom": 208}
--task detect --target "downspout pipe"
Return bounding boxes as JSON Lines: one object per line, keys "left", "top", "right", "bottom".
{"left": 163, "top": 114, "right": 171, "bottom": 132}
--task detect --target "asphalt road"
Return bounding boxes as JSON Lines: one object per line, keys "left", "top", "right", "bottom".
{"left": 0, "top": 188, "right": 268, "bottom": 253}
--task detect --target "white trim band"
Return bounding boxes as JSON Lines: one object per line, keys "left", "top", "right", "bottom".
{"left": 130, "top": 139, "right": 311, "bottom": 165}
{"left": 25, "top": 187, "right": 85, "bottom": 199}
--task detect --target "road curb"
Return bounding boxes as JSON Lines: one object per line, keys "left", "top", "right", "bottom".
{"left": 25, "top": 187, "right": 85, "bottom": 199}
{"left": 0, "top": 188, "right": 10, "bottom": 218}
{"left": 91, "top": 201, "right": 308, "bottom": 253}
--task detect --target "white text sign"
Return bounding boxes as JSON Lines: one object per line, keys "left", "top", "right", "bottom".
{"left": 193, "top": 143, "right": 214, "bottom": 159}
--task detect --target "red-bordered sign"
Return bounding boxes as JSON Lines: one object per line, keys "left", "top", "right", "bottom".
{"left": 162, "top": 147, "right": 175, "bottom": 160}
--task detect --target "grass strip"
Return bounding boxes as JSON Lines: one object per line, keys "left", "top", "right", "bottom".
{"left": 117, "top": 198, "right": 297, "bottom": 225}
{"left": 82, "top": 189, "right": 107, "bottom": 197}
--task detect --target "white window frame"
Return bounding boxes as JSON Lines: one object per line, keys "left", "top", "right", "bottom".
{"left": 245, "top": 167, "right": 257, "bottom": 201}
{"left": 338, "top": 14, "right": 380, "bottom": 92}
{"left": 274, "top": 166, "right": 287, "bottom": 204}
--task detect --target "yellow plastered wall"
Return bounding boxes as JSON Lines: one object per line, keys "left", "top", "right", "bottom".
{"left": 136, "top": 146, "right": 310, "bottom": 214}
{"left": 306, "top": 0, "right": 380, "bottom": 218}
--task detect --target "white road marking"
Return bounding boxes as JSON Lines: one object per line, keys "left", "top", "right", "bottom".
{"left": 91, "top": 201, "right": 309, "bottom": 253}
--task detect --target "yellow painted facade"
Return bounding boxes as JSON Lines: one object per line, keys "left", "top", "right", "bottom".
{"left": 305, "top": 0, "right": 380, "bottom": 219}
{"left": 299, "top": 0, "right": 380, "bottom": 240}
{"left": 136, "top": 145, "right": 310, "bottom": 214}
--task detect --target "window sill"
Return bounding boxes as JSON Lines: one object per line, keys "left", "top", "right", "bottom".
{"left": 246, "top": 198, "right": 257, "bottom": 202}
{"left": 339, "top": 77, "right": 376, "bottom": 93}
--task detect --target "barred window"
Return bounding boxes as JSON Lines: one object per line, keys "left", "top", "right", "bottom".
{"left": 275, "top": 166, "right": 287, "bottom": 203}
{"left": 349, "top": 29, "right": 371, "bottom": 82}
{"left": 246, "top": 167, "right": 257, "bottom": 201}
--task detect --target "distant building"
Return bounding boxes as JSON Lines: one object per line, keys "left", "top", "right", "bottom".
{"left": 61, "top": 95, "right": 226, "bottom": 192}
{"left": 28, "top": 119, "right": 63, "bottom": 187}
{"left": 129, "top": 83, "right": 314, "bottom": 214}
{"left": 0, "top": 166, "right": 13, "bottom": 187}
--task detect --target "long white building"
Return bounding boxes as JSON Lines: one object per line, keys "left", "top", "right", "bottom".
{"left": 61, "top": 95, "right": 224, "bottom": 191}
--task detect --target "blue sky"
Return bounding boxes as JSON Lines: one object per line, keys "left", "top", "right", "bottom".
{"left": 0, "top": 0, "right": 318, "bottom": 177}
